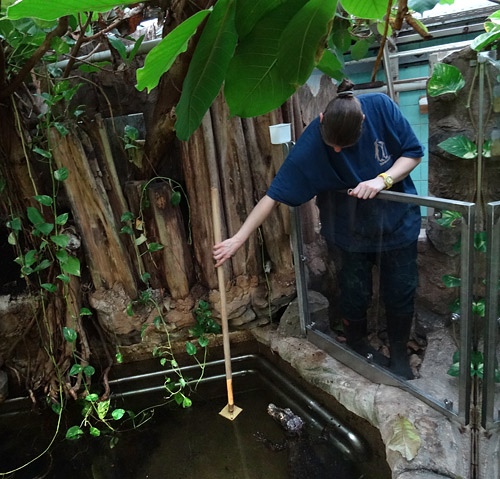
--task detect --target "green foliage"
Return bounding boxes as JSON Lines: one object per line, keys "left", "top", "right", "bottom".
{"left": 7, "top": 0, "right": 125, "bottom": 21}
{"left": 471, "top": 10, "right": 500, "bottom": 51}
{"left": 224, "top": 0, "right": 304, "bottom": 118}
{"left": 276, "top": 0, "right": 337, "bottom": 88}
{"left": 341, "top": 0, "right": 390, "bottom": 19}
{"left": 435, "top": 210, "right": 462, "bottom": 228}
{"left": 448, "top": 350, "right": 500, "bottom": 382}
{"left": 174, "top": 0, "right": 238, "bottom": 141}
{"left": 136, "top": 9, "right": 211, "bottom": 93}
{"left": 427, "top": 63, "right": 465, "bottom": 97}
{"left": 438, "top": 136, "right": 477, "bottom": 159}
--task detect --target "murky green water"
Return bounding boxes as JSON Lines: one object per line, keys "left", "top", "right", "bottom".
{"left": 0, "top": 367, "right": 363, "bottom": 479}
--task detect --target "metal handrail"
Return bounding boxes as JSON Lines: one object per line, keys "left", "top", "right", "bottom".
{"left": 291, "top": 188, "right": 476, "bottom": 425}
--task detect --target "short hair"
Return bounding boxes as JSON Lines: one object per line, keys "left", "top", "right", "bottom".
{"left": 320, "top": 79, "right": 363, "bottom": 148}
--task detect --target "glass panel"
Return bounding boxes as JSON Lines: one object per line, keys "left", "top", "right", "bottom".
{"left": 482, "top": 202, "right": 500, "bottom": 428}
{"left": 291, "top": 191, "right": 475, "bottom": 423}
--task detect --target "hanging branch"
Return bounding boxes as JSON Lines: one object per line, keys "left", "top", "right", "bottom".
{"left": 371, "top": 0, "right": 393, "bottom": 82}
{"left": 0, "top": 17, "right": 69, "bottom": 100}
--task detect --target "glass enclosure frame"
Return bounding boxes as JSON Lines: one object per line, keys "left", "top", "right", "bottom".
{"left": 482, "top": 201, "right": 500, "bottom": 429}
{"left": 289, "top": 180, "right": 476, "bottom": 425}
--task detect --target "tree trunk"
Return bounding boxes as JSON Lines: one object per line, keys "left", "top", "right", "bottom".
{"left": 49, "top": 128, "right": 137, "bottom": 299}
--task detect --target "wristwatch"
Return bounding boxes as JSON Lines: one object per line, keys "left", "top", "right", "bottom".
{"left": 377, "top": 173, "right": 394, "bottom": 190}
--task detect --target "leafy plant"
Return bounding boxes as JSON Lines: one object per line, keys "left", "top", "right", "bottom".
{"left": 447, "top": 350, "right": 500, "bottom": 382}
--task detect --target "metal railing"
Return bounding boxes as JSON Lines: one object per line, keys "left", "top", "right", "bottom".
{"left": 290, "top": 187, "right": 476, "bottom": 425}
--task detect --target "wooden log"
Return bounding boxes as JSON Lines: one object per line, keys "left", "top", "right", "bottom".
{"left": 243, "top": 112, "right": 294, "bottom": 276}
{"left": 49, "top": 128, "right": 137, "bottom": 298}
{"left": 85, "top": 115, "right": 145, "bottom": 280}
{"left": 148, "top": 182, "right": 193, "bottom": 298}
{"left": 181, "top": 115, "right": 218, "bottom": 289}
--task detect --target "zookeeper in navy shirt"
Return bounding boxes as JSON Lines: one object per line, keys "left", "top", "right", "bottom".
{"left": 213, "top": 79, "right": 424, "bottom": 380}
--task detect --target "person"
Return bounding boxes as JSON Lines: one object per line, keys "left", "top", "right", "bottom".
{"left": 213, "top": 79, "right": 423, "bottom": 380}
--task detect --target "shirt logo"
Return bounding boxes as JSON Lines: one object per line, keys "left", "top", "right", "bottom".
{"left": 374, "top": 140, "right": 392, "bottom": 166}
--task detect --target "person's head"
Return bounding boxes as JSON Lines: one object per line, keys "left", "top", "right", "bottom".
{"left": 320, "top": 79, "right": 363, "bottom": 151}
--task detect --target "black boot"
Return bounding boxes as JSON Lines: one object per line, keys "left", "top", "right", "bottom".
{"left": 342, "top": 318, "right": 390, "bottom": 367}
{"left": 386, "top": 314, "right": 414, "bottom": 380}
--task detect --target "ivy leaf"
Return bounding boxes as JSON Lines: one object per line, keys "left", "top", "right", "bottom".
{"left": 112, "top": 408, "right": 125, "bottom": 420}
{"left": 171, "top": 191, "right": 182, "bottom": 206}
{"left": 116, "top": 352, "right": 123, "bottom": 363}
{"left": 186, "top": 342, "right": 197, "bottom": 356}
{"left": 55, "top": 213, "right": 69, "bottom": 225}
{"left": 136, "top": 9, "right": 211, "bottom": 93}
{"left": 438, "top": 136, "right": 477, "bottom": 159}
{"left": 427, "top": 63, "right": 465, "bottom": 97}
{"left": 435, "top": 210, "right": 462, "bottom": 228}
{"left": 41, "top": 283, "right": 58, "bottom": 292}
{"left": 474, "top": 232, "right": 487, "bottom": 253}
{"left": 147, "top": 243, "right": 164, "bottom": 252}
{"left": 471, "top": 24, "right": 500, "bottom": 51}
{"left": 33, "top": 195, "right": 53, "bottom": 206}
{"left": 121, "top": 211, "right": 134, "bottom": 222}
{"left": 473, "top": 299, "right": 485, "bottom": 317}
{"left": 387, "top": 415, "right": 421, "bottom": 461}
{"left": 175, "top": 0, "right": 238, "bottom": 141}
{"left": 69, "top": 363, "right": 83, "bottom": 376}
{"left": 83, "top": 365, "right": 95, "bottom": 376}
{"left": 97, "top": 400, "right": 110, "bottom": 420}
{"left": 85, "top": 393, "right": 99, "bottom": 402}
{"left": 27, "top": 206, "right": 45, "bottom": 226}
{"left": 442, "top": 274, "right": 461, "bottom": 288}
{"left": 60, "top": 256, "right": 80, "bottom": 276}
{"left": 54, "top": 167, "right": 69, "bottom": 181}
{"left": 36, "top": 223, "right": 54, "bottom": 236}
{"left": 198, "top": 336, "right": 209, "bottom": 348}
{"left": 447, "top": 363, "right": 460, "bottom": 377}
{"left": 63, "top": 327, "right": 77, "bottom": 342}
{"left": 51, "top": 234, "right": 70, "bottom": 248}
{"left": 80, "top": 308, "right": 92, "bottom": 316}
{"left": 89, "top": 427, "right": 101, "bottom": 437}
{"left": 57, "top": 273, "right": 70, "bottom": 283}
{"left": 65, "top": 426, "right": 84, "bottom": 440}
{"left": 182, "top": 397, "right": 192, "bottom": 408}
{"left": 120, "top": 226, "right": 134, "bottom": 235}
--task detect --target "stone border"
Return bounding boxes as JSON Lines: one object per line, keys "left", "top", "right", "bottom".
{"left": 252, "top": 326, "right": 473, "bottom": 479}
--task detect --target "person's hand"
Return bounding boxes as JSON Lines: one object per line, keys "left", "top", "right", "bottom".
{"left": 213, "top": 236, "right": 244, "bottom": 267}
{"left": 348, "top": 176, "right": 385, "bottom": 199}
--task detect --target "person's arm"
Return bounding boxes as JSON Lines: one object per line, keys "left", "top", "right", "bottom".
{"left": 213, "top": 195, "right": 277, "bottom": 267}
{"left": 349, "top": 155, "right": 421, "bottom": 200}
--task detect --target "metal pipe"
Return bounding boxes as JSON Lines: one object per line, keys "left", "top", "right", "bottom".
{"left": 50, "top": 37, "right": 162, "bottom": 70}
{"left": 383, "top": 42, "right": 396, "bottom": 101}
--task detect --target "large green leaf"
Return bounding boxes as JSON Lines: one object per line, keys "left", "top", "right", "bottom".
{"left": 407, "top": 0, "right": 441, "bottom": 14}
{"left": 7, "top": 0, "right": 127, "bottom": 20}
{"left": 427, "top": 63, "right": 465, "bottom": 97}
{"left": 235, "top": 0, "right": 284, "bottom": 39}
{"left": 174, "top": 0, "right": 237, "bottom": 141}
{"left": 340, "top": 0, "right": 389, "bottom": 20}
{"left": 136, "top": 9, "right": 211, "bottom": 93}
{"left": 387, "top": 415, "right": 421, "bottom": 461}
{"left": 224, "top": 0, "right": 307, "bottom": 118}
{"left": 438, "top": 136, "right": 477, "bottom": 159}
{"left": 277, "top": 0, "right": 337, "bottom": 88}
{"left": 471, "top": 25, "right": 500, "bottom": 52}
{"left": 316, "top": 49, "right": 344, "bottom": 81}
{"left": 350, "top": 38, "right": 371, "bottom": 61}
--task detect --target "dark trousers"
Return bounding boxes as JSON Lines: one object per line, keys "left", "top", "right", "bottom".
{"left": 335, "top": 241, "right": 418, "bottom": 322}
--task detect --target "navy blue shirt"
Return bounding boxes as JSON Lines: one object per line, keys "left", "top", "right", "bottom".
{"left": 267, "top": 93, "right": 424, "bottom": 252}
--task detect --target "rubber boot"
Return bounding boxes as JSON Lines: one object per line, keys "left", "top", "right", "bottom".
{"left": 342, "top": 318, "right": 390, "bottom": 367}
{"left": 386, "top": 314, "right": 414, "bottom": 380}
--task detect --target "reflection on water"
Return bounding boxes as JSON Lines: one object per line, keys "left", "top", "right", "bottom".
{"left": 0, "top": 377, "right": 364, "bottom": 479}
